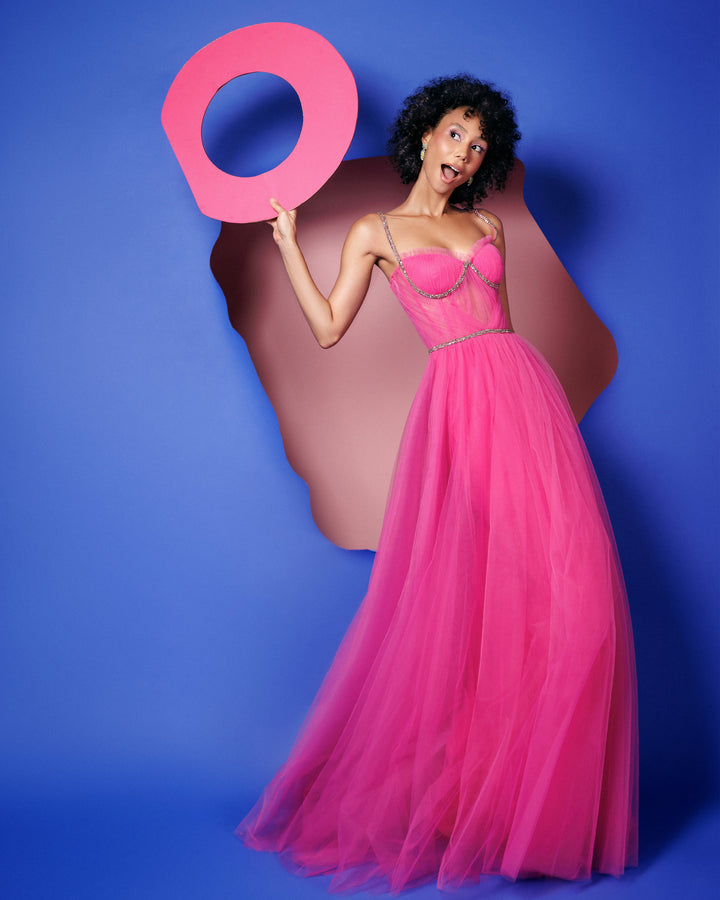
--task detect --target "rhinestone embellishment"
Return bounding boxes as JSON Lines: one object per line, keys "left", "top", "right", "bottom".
{"left": 379, "top": 212, "right": 501, "bottom": 299}
{"left": 429, "top": 328, "right": 512, "bottom": 353}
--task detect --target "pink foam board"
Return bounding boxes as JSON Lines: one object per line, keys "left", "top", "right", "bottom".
{"left": 162, "top": 23, "right": 358, "bottom": 222}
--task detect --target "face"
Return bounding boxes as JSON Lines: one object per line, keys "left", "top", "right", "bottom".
{"left": 421, "top": 108, "right": 487, "bottom": 191}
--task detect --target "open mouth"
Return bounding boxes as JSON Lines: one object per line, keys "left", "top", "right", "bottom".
{"left": 441, "top": 164, "right": 460, "bottom": 182}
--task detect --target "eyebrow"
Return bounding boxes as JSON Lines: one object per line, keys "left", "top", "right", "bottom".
{"left": 450, "top": 122, "right": 486, "bottom": 143}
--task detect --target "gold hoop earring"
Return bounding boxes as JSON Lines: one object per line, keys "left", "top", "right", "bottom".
{"left": 467, "top": 176, "right": 473, "bottom": 186}
{"left": 420, "top": 144, "right": 427, "bottom": 161}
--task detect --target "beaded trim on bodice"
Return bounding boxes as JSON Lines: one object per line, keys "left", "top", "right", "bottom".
{"left": 378, "top": 211, "right": 502, "bottom": 298}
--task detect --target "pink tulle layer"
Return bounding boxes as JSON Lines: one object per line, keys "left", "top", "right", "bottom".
{"left": 237, "top": 241, "right": 638, "bottom": 892}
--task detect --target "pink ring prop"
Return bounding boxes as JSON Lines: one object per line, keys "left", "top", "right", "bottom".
{"left": 162, "top": 23, "right": 358, "bottom": 223}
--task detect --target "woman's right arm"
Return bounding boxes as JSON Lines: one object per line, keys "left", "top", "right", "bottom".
{"left": 269, "top": 199, "right": 380, "bottom": 349}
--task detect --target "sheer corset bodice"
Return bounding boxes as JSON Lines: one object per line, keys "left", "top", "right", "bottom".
{"left": 381, "top": 215, "right": 510, "bottom": 351}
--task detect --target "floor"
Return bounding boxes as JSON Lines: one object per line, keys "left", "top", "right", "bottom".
{"left": 1, "top": 778, "right": 717, "bottom": 899}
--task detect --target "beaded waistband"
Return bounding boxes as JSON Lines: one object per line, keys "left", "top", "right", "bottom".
{"left": 429, "top": 328, "right": 512, "bottom": 353}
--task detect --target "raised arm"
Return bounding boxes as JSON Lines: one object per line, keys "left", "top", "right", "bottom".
{"left": 268, "top": 199, "right": 380, "bottom": 348}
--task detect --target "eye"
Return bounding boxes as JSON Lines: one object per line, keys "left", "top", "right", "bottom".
{"left": 472, "top": 144, "right": 486, "bottom": 154}
{"left": 450, "top": 130, "right": 461, "bottom": 140}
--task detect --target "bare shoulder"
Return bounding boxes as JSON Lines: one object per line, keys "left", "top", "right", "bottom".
{"left": 345, "top": 212, "right": 388, "bottom": 259}
{"left": 472, "top": 207, "right": 504, "bottom": 238}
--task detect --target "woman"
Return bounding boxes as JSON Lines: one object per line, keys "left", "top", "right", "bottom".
{"left": 237, "top": 75, "right": 638, "bottom": 892}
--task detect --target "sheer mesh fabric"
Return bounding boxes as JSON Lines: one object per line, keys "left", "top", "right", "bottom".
{"left": 237, "top": 223, "right": 638, "bottom": 892}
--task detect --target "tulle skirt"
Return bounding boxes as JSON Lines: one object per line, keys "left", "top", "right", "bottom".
{"left": 237, "top": 333, "right": 638, "bottom": 892}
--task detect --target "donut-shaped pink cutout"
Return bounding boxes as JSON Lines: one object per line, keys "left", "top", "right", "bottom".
{"left": 162, "top": 23, "right": 358, "bottom": 223}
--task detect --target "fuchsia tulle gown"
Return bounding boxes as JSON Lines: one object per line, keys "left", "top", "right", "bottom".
{"left": 237, "top": 211, "right": 639, "bottom": 892}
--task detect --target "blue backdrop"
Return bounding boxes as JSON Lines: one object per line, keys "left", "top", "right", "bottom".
{"left": 1, "top": 1, "right": 718, "bottom": 898}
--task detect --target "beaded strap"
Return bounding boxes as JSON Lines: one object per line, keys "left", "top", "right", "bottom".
{"left": 378, "top": 211, "right": 403, "bottom": 265}
{"left": 378, "top": 212, "right": 501, "bottom": 299}
{"left": 472, "top": 209, "right": 498, "bottom": 241}
{"left": 429, "top": 328, "right": 511, "bottom": 353}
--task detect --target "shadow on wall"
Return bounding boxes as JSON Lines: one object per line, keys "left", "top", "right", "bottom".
{"left": 523, "top": 156, "right": 599, "bottom": 258}
{"left": 211, "top": 157, "right": 618, "bottom": 550}
{"left": 583, "top": 425, "right": 719, "bottom": 862}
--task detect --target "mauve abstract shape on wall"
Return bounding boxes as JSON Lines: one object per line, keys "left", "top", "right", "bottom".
{"left": 211, "top": 156, "right": 618, "bottom": 550}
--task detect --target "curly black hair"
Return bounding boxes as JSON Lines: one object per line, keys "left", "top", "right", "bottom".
{"left": 387, "top": 75, "right": 521, "bottom": 206}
